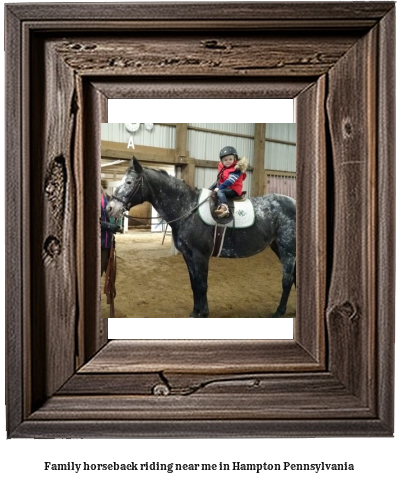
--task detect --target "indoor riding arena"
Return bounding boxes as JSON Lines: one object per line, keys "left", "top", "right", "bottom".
{"left": 101, "top": 123, "right": 296, "bottom": 320}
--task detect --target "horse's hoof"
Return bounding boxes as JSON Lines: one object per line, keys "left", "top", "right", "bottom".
{"left": 189, "top": 311, "right": 209, "bottom": 318}
{"left": 271, "top": 311, "right": 283, "bottom": 318}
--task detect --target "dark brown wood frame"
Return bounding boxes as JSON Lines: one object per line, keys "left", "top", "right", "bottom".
{"left": 5, "top": 2, "right": 395, "bottom": 438}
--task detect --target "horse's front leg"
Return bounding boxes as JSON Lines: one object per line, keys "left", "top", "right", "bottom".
{"left": 182, "top": 252, "right": 210, "bottom": 318}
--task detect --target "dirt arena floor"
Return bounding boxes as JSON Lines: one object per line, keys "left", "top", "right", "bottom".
{"left": 101, "top": 231, "right": 296, "bottom": 319}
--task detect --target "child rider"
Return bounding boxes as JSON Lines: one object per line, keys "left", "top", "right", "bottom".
{"left": 212, "top": 146, "right": 248, "bottom": 218}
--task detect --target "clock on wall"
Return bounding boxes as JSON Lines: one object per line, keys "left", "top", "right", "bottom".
{"left": 124, "top": 123, "right": 140, "bottom": 133}
{"left": 144, "top": 123, "right": 154, "bottom": 131}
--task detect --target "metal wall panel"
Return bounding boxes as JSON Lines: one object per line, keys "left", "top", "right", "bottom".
{"left": 101, "top": 123, "right": 175, "bottom": 149}
{"left": 266, "top": 123, "right": 296, "bottom": 143}
{"left": 264, "top": 123, "right": 296, "bottom": 172}
{"left": 189, "top": 123, "right": 255, "bottom": 136}
{"left": 265, "top": 143, "right": 296, "bottom": 172}
{"left": 188, "top": 130, "right": 254, "bottom": 162}
{"left": 194, "top": 167, "right": 218, "bottom": 189}
{"left": 101, "top": 123, "right": 294, "bottom": 199}
{"left": 266, "top": 174, "right": 297, "bottom": 199}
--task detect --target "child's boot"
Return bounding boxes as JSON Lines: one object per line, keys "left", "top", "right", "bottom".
{"left": 214, "top": 204, "right": 229, "bottom": 218}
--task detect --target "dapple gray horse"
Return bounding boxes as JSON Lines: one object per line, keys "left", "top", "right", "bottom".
{"left": 107, "top": 157, "right": 296, "bottom": 318}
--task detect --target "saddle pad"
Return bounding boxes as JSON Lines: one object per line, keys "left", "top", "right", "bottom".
{"left": 198, "top": 189, "right": 255, "bottom": 228}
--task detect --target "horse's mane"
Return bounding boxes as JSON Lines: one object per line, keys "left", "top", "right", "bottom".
{"left": 144, "top": 166, "right": 195, "bottom": 191}
{"left": 157, "top": 168, "right": 171, "bottom": 177}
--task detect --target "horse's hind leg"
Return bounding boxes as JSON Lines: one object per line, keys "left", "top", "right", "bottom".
{"left": 271, "top": 242, "right": 296, "bottom": 318}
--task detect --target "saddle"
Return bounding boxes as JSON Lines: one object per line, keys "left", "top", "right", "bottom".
{"left": 196, "top": 189, "right": 256, "bottom": 257}
{"left": 209, "top": 192, "right": 241, "bottom": 225}
{"left": 198, "top": 188, "right": 255, "bottom": 229}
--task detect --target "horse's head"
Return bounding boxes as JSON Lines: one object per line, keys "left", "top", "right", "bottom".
{"left": 106, "top": 157, "right": 145, "bottom": 218}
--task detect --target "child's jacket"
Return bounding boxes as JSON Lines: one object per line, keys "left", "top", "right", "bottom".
{"left": 217, "top": 157, "right": 248, "bottom": 195}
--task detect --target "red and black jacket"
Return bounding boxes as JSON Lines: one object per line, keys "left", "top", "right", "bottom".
{"left": 217, "top": 162, "right": 247, "bottom": 195}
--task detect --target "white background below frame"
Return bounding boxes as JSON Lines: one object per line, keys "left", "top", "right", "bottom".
{"left": 108, "top": 318, "right": 294, "bottom": 340}
{"left": 107, "top": 99, "right": 294, "bottom": 340}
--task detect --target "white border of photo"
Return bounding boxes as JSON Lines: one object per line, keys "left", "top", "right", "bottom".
{"left": 107, "top": 99, "right": 294, "bottom": 339}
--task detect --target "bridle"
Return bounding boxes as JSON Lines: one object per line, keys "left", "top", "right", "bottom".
{"left": 109, "top": 173, "right": 145, "bottom": 213}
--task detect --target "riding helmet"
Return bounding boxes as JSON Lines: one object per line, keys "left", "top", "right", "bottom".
{"left": 219, "top": 146, "right": 238, "bottom": 160}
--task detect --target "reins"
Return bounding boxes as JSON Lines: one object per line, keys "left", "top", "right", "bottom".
{"left": 123, "top": 194, "right": 213, "bottom": 244}
{"left": 121, "top": 195, "right": 210, "bottom": 225}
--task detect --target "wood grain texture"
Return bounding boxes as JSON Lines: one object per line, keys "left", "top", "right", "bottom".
{"left": 5, "top": 2, "right": 395, "bottom": 438}
{"left": 79, "top": 340, "right": 320, "bottom": 374}
{"left": 92, "top": 79, "right": 312, "bottom": 99}
{"left": 14, "top": 418, "right": 390, "bottom": 439}
{"left": 82, "top": 81, "right": 107, "bottom": 360}
{"left": 6, "top": 2, "right": 394, "bottom": 22}
{"left": 29, "top": 393, "right": 371, "bottom": 422}
{"left": 54, "top": 33, "right": 360, "bottom": 78}
{"left": 30, "top": 36, "right": 77, "bottom": 408}
{"left": 376, "top": 5, "right": 395, "bottom": 431}
{"left": 5, "top": 3, "right": 25, "bottom": 436}
{"left": 325, "top": 24, "right": 377, "bottom": 403}
{"left": 58, "top": 372, "right": 163, "bottom": 396}
{"left": 295, "top": 75, "right": 326, "bottom": 363}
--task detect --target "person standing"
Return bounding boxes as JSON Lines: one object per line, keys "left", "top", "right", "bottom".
{"left": 101, "top": 183, "right": 120, "bottom": 276}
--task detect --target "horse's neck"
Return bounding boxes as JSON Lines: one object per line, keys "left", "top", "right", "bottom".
{"left": 145, "top": 170, "right": 197, "bottom": 223}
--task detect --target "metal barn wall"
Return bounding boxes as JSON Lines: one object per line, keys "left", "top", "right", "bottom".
{"left": 265, "top": 123, "right": 296, "bottom": 173}
{"left": 101, "top": 123, "right": 176, "bottom": 149}
{"left": 188, "top": 123, "right": 255, "bottom": 195}
{"left": 188, "top": 124, "right": 254, "bottom": 161}
{"left": 100, "top": 124, "right": 296, "bottom": 173}
{"left": 189, "top": 123, "right": 255, "bottom": 136}
{"left": 190, "top": 123, "right": 296, "bottom": 198}
{"left": 266, "top": 174, "right": 296, "bottom": 199}
{"left": 101, "top": 123, "right": 296, "bottom": 199}
{"left": 266, "top": 123, "right": 296, "bottom": 143}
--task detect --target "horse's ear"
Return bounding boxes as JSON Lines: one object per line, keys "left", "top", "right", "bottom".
{"left": 131, "top": 156, "right": 143, "bottom": 174}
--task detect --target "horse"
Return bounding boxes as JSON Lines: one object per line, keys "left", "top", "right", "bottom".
{"left": 106, "top": 157, "right": 296, "bottom": 318}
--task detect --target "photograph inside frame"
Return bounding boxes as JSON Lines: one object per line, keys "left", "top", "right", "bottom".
{"left": 100, "top": 122, "right": 296, "bottom": 335}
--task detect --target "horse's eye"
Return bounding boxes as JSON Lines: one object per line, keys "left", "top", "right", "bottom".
{"left": 126, "top": 179, "right": 132, "bottom": 185}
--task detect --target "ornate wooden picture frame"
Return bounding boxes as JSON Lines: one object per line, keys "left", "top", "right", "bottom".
{"left": 5, "top": 2, "right": 395, "bottom": 438}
